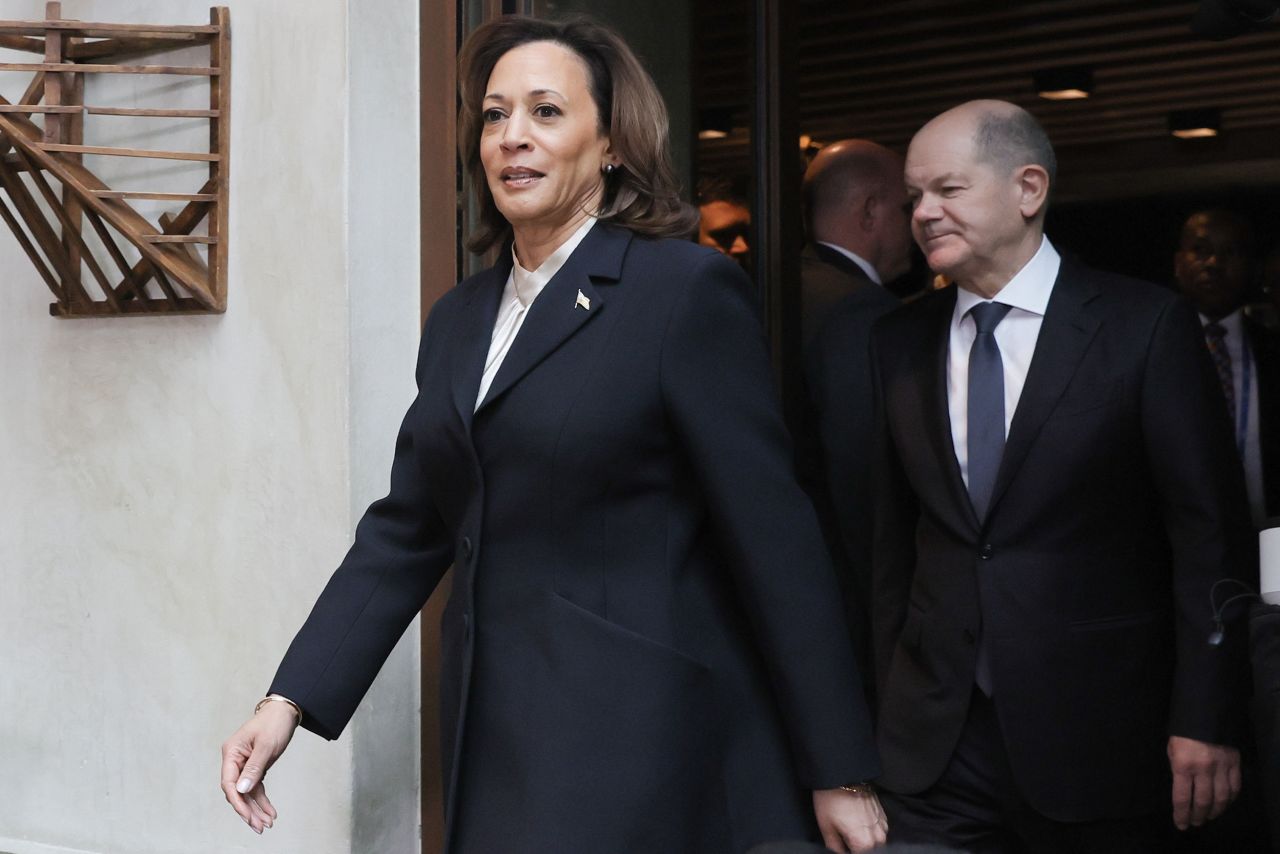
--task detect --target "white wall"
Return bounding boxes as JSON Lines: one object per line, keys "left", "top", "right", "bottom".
{"left": 0, "top": 1, "right": 421, "bottom": 852}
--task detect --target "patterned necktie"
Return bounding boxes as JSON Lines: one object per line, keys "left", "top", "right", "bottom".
{"left": 1203, "top": 322, "right": 1235, "bottom": 424}
{"left": 966, "top": 301, "right": 1015, "bottom": 522}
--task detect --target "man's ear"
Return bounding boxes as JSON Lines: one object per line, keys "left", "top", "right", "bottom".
{"left": 861, "top": 193, "right": 879, "bottom": 231}
{"left": 1016, "top": 164, "right": 1050, "bottom": 220}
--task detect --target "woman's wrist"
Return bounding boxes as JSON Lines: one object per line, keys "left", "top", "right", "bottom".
{"left": 837, "top": 782, "right": 876, "bottom": 796}
{"left": 254, "top": 693, "right": 302, "bottom": 725}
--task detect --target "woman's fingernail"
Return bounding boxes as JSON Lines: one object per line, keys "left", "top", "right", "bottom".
{"left": 236, "top": 777, "right": 252, "bottom": 794}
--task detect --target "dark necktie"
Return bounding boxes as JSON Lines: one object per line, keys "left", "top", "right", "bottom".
{"left": 966, "top": 302, "right": 1014, "bottom": 522}
{"left": 1203, "top": 322, "right": 1235, "bottom": 423}
{"left": 967, "top": 301, "right": 1013, "bottom": 697}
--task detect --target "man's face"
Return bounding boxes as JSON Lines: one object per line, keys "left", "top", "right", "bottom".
{"left": 698, "top": 200, "right": 751, "bottom": 263}
{"left": 1174, "top": 214, "right": 1252, "bottom": 320}
{"left": 905, "top": 124, "right": 1028, "bottom": 287}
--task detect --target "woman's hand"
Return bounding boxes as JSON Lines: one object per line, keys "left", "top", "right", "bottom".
{"left": 220, "top": 702, "right": 299, "bottom": 833}
{"left": 813, "top": 787, "right": 888, "bottom": 852}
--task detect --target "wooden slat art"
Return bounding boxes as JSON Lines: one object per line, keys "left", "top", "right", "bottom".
{"left": 0, "top": 3, "right": 229, "bottom": 317}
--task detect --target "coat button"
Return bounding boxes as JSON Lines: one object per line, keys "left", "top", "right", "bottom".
{"left": 980, "top": 544, "right": 994, "bottom": 560}
{"left": 461, "top": 536, "right": 473, "bottom": 561}
{"left": 963, "top": 628, "right": 976, "bottom": 645}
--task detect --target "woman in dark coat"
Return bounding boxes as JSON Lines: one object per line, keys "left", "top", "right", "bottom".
{"left": 220, "top": 15, "right": 884, "bottom": 853}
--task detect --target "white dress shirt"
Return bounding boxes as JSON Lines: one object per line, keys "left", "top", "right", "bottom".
{"left": 816, "top": 241, "right": 882, "bottom": 285}
{"left": 949, "top": 237, "right": 1061, "bottom": 488}
{"left": 475, "top": 216, "right": 596, "bottom": 410}
{"left": 1200, "top": 308, "right": 1264, "bottom": 524}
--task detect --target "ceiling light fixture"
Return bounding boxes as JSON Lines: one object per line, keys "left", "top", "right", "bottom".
{"left": 1169, "top": 108, "right": 1221, "bottom": 139}
{"left": 698, "top": 107, "right": 733, "bottom": 141}
{"left": 1034, "top": 66, "right": 1094, "bottom": 100}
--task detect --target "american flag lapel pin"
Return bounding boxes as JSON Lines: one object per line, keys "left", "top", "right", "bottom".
{"left": 575, "top": 289, "right": 591, "bottom": 311}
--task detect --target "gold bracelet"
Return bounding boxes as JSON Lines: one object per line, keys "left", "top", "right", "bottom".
{"left": 839, "top": 782, "right": 875, "bottom": 796}
{"left": 254, "top": 694, "right": 302, "bottom": 724}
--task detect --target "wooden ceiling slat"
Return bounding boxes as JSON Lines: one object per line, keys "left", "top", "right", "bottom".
{"left": 797, "top": 0, "right": 1176, "bottom": 33}
{"left": 783, "top": 60, "right": 1280, "bottom": 125}
{"left": 693, "top": 0, "right": 1280, "bottom": 187}
{"left": 701, "top": 38, "right": 1280, "bottom": 115}
{"left": 798, "top": 3, "right": 1192, "bottom": 58}
{"left": 796, "top": 27, "right": 1277, "bottom": 83}
{"left": 698, "top": 35, "right": 1279, "bottom": 102}
{"left": 796, "top": 69, "right": 1280, "bottom": 131}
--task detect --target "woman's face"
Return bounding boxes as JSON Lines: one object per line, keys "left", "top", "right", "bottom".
{"left": 480, "top": 41, "right": 612, "bottom": 235}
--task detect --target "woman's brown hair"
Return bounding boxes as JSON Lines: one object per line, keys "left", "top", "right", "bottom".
{"left": 457, "top": 15, "right": 697, "bottom": 254}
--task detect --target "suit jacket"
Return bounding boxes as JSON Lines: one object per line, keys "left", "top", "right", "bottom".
{"left": 796, "top": 243, "right": 899, "bottom": 704}
{"left": 1244, "top": 316, "right": 1280, "bottom": 518}
{"left": 269, "top": 224, "right": 879, "bottom": 854}
{"left": 1249, "top": 602, "right": 1280, "bottom": 850}
{"left": 869, "top": 256, "right": 1254, "bottom": 822}
{"left": 800, "top": 242, "right": 884, "bottom": 340}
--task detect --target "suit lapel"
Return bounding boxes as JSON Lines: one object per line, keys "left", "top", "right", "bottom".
{"left": 451, "top": 258, "right": 508, "bottom": 431}
{"left": 473, "top": 223, "right": 631, "bottom": 416}
{"left": 915, "top": 287, "right": 981, "bottom": 532}
{"left": 987, "top": 260, "right": 1102, "bottom": 516}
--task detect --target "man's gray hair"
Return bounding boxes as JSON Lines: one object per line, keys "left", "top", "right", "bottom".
{"left": 973, "top": 107, "right": 1057, "bottom": 186}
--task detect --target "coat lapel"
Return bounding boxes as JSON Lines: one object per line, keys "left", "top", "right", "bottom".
{"left": 987, "top": 260, "right": 1102, "bottom": 517}
{"left": 473, "top": 223, "right": 631, "bottom": 416}
{"left": 451, "top": 258, "right": 509, "bottom": 431}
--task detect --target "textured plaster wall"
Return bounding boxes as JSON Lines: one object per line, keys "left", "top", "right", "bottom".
{"left": 348, "top": 0, "right": 423, "bottom": 851}
{"left": 0, "top": 1, "right": 421, "bottom": 852}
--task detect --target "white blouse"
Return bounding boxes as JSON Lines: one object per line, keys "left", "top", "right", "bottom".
{"left": 474, "top": 217, "right": 597, "bottom": 410}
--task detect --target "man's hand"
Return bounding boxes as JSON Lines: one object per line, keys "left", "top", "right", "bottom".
{"left": 813, "top": 787, "right": 888, "bottom": 852}
{"left": 1168, "top": 735, "right": 1241, "bottom": 831}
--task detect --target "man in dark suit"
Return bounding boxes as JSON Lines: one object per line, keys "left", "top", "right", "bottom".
{"left": 870, "top": 100, "right": 1254, "bottom": 852}
{"left": 800, "top": 140, "right": 913, "bottom": 343}
{"left": 797, "top": 140, "right": 912, "bottom": 701}
{"left": 1174, "top": 209, "right": 1280, "bottom": 524}
{"left": 1173, "top": 209, "right": 1279, "bottom": 853}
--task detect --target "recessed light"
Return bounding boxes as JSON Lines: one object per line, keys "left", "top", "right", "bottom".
{"left": 1034, "top": 67, "right": 1094, "bottom": 100}
{"left": 1169, "top": 108, "right": 1221, "bottom": 139}
{"left": 698, "top": 107, "right": 733, "bottom": 141}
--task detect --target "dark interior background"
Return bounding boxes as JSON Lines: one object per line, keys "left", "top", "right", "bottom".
{"left": 693, "top": 0, "right": 1280, "bottom": 291}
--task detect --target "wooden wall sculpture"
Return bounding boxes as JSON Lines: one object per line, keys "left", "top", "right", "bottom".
{"left": 0, "top": 3, "right": 229, "bottom": 317}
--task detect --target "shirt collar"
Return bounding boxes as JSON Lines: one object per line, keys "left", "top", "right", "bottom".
{"left": 510, "top": 216, "right": 597, "bottom": 307}
{"left": 955, "top": 236, "right": 1060, "bottom": 319}
{"left": 817, "top": 241, "right": 882, "bottom": 285}
{"left": 1200, "top": 308, "right": 1243, "bottom": 338}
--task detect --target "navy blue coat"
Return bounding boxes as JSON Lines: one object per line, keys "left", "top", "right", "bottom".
{"left": 270, "top": 223, "right": 879, "bottom": 853}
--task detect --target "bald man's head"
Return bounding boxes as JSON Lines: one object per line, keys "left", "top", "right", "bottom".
{"left": 803, "top": 139, "right": 912, "bottom": 282}
{"left": 974, "top": 103, "right": 1057, "bottom": 187}
{"left": 905, "top": 100, "right": 1055, "bottom": 293}
{"left": 915, "top": 100, "right": 1056, "bottom": 188}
